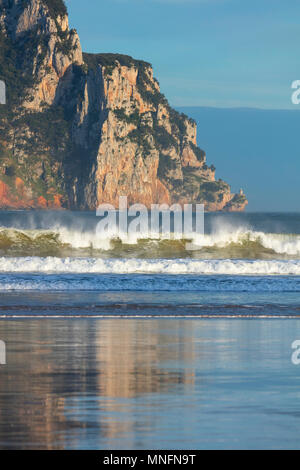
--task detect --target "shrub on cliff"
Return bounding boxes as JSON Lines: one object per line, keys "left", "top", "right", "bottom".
{"left": 43, "top": 0, "right": 67, "bottom": 19}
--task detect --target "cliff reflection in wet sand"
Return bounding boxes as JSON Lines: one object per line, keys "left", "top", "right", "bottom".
{"left": 0, "top": 319, "right": 195, "bottom": 449}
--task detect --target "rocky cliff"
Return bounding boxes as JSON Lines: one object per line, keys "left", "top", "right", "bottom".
{"left": 0, "top": 0, "right": 247, "bottom": 211}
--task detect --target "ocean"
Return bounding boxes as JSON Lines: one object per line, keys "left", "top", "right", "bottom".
{"left": 0, "top": 210, "right": 299, "bottom": 318}
{"left": 0, "top": 210, "right": 300, "bottom": 449}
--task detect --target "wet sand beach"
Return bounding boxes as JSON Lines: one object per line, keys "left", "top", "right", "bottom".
{"left": 0, "top": 318, "right": 300, "bottom": 450}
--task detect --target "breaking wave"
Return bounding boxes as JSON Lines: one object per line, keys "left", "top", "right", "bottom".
{"left": 0, "top": 256, "right": 300, "bottom": 275}
{"left": 0, "top": 225, "right": 300, "bottom": 258}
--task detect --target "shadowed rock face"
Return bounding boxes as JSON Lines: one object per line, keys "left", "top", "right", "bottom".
{"left": 0, "top": 0, "right": 247, "bottom": 211}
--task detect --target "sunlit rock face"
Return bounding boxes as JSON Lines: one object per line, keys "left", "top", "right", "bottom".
{"left": 0, "top": 0, "right": 247, "bottom": 211}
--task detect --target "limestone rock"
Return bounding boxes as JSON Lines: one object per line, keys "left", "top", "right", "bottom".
{"left": 0, "top": 0, "right": 247, "bottom": 211}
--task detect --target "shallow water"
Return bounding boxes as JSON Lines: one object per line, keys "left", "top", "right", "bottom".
{"left": 0, "top": 318, "right": 300, "bottom": 450}
{"left": 0, "top": 212, "right": 300, "bottom": 449}
{"left": 0, "top": 289, "right": 300, "bottom": 317}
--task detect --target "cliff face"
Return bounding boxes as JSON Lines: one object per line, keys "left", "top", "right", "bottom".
{"left": 0, "top": 0, "right": 247, "bottom": 211}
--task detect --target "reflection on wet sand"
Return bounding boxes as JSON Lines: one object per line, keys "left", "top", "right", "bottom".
{"left": 0, "top": 319, "right": 195, "bottom": 449}
{"left": 96, "top": 320, "right": 195, "bottom": 397}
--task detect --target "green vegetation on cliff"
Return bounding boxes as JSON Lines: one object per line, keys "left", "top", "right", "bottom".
{"left": 83, "top": 52, "right": 152, "bottom": 81}
{"left": 0, "top": 7, "right": 71, "bottom": 204}
{"left": 43, "top": 0, "right": 67, "bottom": 19}
{"left": 0, "top": 28, "right": 36, "bottom": 106}
{"left": 83, "top": 52, "right": 151, "bottom": 71}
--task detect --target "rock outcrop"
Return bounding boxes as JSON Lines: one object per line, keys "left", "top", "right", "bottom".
{"left": 0, "top": 0, "right": 247, "bottom": 211}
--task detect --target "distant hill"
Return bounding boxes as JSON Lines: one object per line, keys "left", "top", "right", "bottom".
{"left": 178, "top": 107, "right": 300, "bottom": 211}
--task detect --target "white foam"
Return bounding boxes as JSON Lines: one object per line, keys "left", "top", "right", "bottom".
{"left": 2, "top": 221, "right": 300, "bottom": 256}
{"left": 0, "top": 256, "right": 300, "bottom": 275}
{"left": 38, "top": 226, "right": 300, "bottom": 256}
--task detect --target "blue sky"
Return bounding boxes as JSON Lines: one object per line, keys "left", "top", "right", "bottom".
{"left": 66, "top": 0, "right": 300, "bottom": 109}
{"left": 180, "top": 107, "right": 300, "bottom": 211}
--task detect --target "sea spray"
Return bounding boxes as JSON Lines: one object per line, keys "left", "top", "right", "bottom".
{"left": 0, "top": 257, "right": 300, "bottom": 275}
{"left": 0, "top": 226, "right": 300, "bottom": 258}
